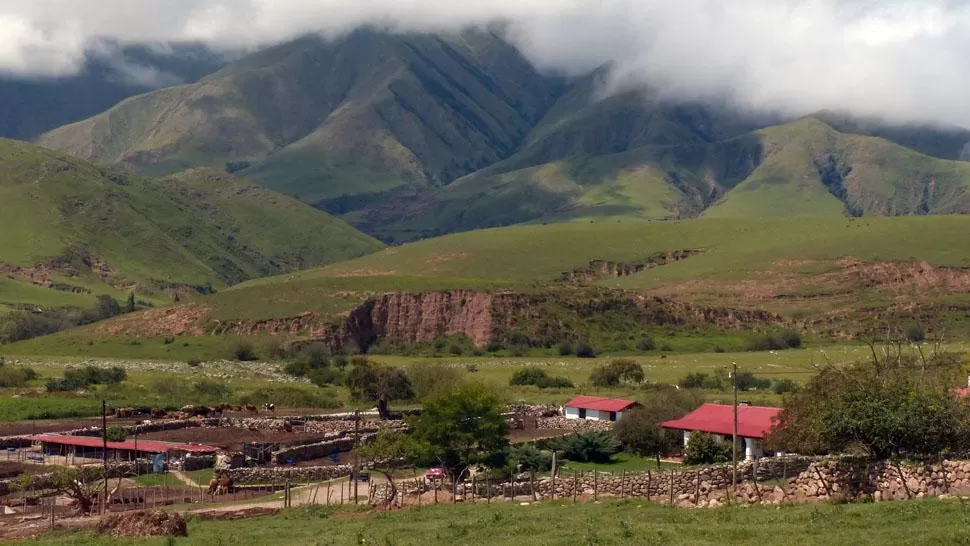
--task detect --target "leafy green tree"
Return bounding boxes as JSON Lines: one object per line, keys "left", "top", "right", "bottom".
{"left": 407, "top": 382, "right": 508, "bottom": 476}
{"left": 683, "top": 432, "right": 732, "bottom": 465}
{"left": 614, "top": 388, "right": 701, "bottom": 466}
{"left": 105, "top": 426, "right": 128, "bottom": 442}
{"left": 408, "top": 363, "right": 465, "bottom": 401}
{"left": 770, "top": 351, "right": 969, "bottom": 459}
{"left": 345, "top": 361, "right": 414, "bottom": 419}
{"left": 510, "top": 367, "right": 549, "bottom": 386}
{"left": 125, "top": 292, "right": 136, "bottom": 313}
{"left": 507, "top": 444, "right": 552, "bottom": 473}
{"left": 551, "top": 431, "right": 621, "bottom": 463}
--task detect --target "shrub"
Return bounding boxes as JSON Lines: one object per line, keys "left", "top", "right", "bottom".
{"left": 186, "top": 359, "right": 202, "bottom": 367}
{"left": 308, "top": 367, "right": 344, "bottom": 387}
{"left": 589, "top": 359, "right": 644, "bottom": 387}
{"left": 105, "top": 427, "right": 128, "bottom": 442}
{"left": 745, "top": 334, "right": 784, "bottom": 352}
{"left": 557, "top": 342, "right": 574, "bottom": 356}
{"left": 779, "top": 330, "right": 802, "bottom": 349}
{"left": 575, "top": 343, "right": 596, "bottom": 358}
{"left": 906, "top": 325, "right": 926, "bottom": 343}
{"left": 448, "top": 344, "right": 463, "bottom": 356}
{"left": 678, "top": 372, "right": 708, "bottom": 390}
{"left": 0, "top": 364, "right": 37, "bottom": 388}
{"left": 507, "top": 444, "right": 552, "bottom": 473}
{"left": 713, "top": 345, "right": 726, "bottom": 353}
{"left": 772, "top": 379, "right": 800, "bottom": 395}
{"left": 233, "top": 343, "right": 258, "bottom": 362}
{"left": 510, "top": 367, "right": 549, "bottom": 386}
{"left": 552, "top": 431, "right": 621, "bottom": 463}
{"left": 192, "top": 379, "right": 231, "bottom": 400}
{"left": 163, "top": 337, "right": 175, "bottom": 345}
{"left": 510, "top": 367, "right": 574, "bottom": 389}
{"left": 735, "top": 372, "right": 771, "bottom": 391}
{"left": 683, "top": 432, "right": 732, "bottom": 465}
{"left": 636, "top": 337, "right": 656, "bottom": 351}
{"left": 485, "top": 340, "right": 502, "bottom": 353}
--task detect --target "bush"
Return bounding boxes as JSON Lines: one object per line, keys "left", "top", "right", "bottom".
{"left": 186, "top": 359, "right": 202, "bottom": 367}
{"left": 163, "top": 337, "right": 175, "bottom": 345}
{"left": 636, "top": 337, "right": 656, "bottom": 351}
{"left": 575, "top": 343, "right": 596, "bottom": 358}
{"left": 0, "top": 364, "right": 37, "bottom": 388}
{"left": 510, "top": 367, "right": 549, "bottom": 386}
{"left": 772, "top": 379, "right": 800, "bottom": 395}
{"left": 552, "top": 431, "right": 621, "bottom": 463}
{"left": 659, "top": 343, "right": 673, "bottom": 352}
{"left": 448, "top": 344, "right": 464, "bottom": 356}
{"left": 779, "top": 330, "right": 802, "bottom": 349}
{"left": 233, "top": 343, "right": 258, "bottom": 362}
{"left": 683, "top": 432, "right": 732, "bottom": 465}
{"left": 485, "top": 340, "right": 502, "bottom": 353}
{"left": 557, "top": 342, "right": 574, "bottom": 356}
{"left": 678, "top": 372, "right": 708, "bottom": 390}
{"left": 192, "top": 379, "right": 231, "bottom": 400}
{"left": 307, "top": 367, "right": 344, "bottom": 387}
{"left": 105, "top": 426, "right": 128, "bottom": 442}
{"left": 713, "top": 345, "right": 726, "bottom": 353}
{"left": 906, "top": 325, "right": 926, "bottom": 343}
{"left": 589, "top": 359, "right": 644, "bottom": 387}
{"left": 510, "top": 366, "right": 574, "bottom": 389}
{"left": 507, "top": 444, "right": 552, "bottom": 473}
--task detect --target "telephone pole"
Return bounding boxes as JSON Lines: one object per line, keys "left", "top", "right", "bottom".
{"left": 731, "top": 363, "right": 738, "bottom": 491}
{"left": 101, "top": 400, "right": 108, "bottom": 514}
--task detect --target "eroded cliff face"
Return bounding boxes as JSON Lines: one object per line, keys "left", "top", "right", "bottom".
{"left": 345, "top": 291, "right": 504, "bottom": 350}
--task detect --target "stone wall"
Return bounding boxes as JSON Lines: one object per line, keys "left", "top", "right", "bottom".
{"left": 228, "top": 465, "right": 352, "bottom": 484}
{"left": 534, "top": 417, "right": 612, "bottom": 432}
{"left": 788, "top": 458, "right": 970, "bottom": 502}
{"left": 181, "top": 455, "right": 215, "bottom": 471}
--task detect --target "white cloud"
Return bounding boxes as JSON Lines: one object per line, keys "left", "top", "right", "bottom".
{"left": 1, "top": 0, "right": 970, "bottom": 126}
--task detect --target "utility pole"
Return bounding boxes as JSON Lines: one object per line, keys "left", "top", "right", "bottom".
{"left": 353, "top": 410, "right": 360, "bottom": 504}
{"left": 101, "top": 400, "right": 108, "bottom": 514}
{"left": 731, "top": 363, "right": 738, "bottom": 491}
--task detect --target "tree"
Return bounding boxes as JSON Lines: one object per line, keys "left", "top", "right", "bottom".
{"left": 551, "top": 431, "right": 621, "bottom": 464}
{"left": 407, "top": 382, "right": 509, "bottom": 476}
{"left": 95, "top": 295, "right": 121, "bottom": 320}
{"left": 408, "top": 363, "right": 464, "bottom": 401}
{"left": 614, "top": 388, "right": 702, "bottom": 466}
{"left": 683, "top": 432, "right": 732, "bottom": 465}
{"left": 106, "top": 426, "right": 128, "bottom": 442}
{"left": 125, "top": 292, "right": 136, "bottom": 313}
{"left": 769, "top": 350, "right": 969, "bottom": 459}
{"left": 345, "top": 361, "right": 414, "bottom": 419}
{"left": 17, "top": 467, "right": 104, "bottom": 515}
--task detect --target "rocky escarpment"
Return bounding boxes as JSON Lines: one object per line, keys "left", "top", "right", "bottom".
{"left": 558, "top": 250, "right": 703, "bottom": 284}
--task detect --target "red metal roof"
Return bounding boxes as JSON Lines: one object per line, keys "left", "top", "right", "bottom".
{"left": 564, "top": 395, "right": 639, "bottom": 413}
{"left": 27, "top": 434, "right": 219, "bottom": 454}
{"left": 660, "top": 403, "right": 782, "bottom": 439}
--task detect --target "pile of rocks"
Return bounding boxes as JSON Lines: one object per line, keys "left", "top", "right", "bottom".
{"left": 535, "top": 417, "right": 612, "bottom": 432}
{"left": 787, "top": 458, "right": 970, "bottom": 502}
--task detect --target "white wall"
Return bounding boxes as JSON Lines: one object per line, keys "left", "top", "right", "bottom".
{"left": 564, "top": 407, "right": 581, "bottom": 419}
{"left": 564, "top": 408, "right": 624, "bottom": 421}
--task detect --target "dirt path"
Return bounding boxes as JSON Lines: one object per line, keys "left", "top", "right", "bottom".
{"left": 170, "top": 470, "right": 199, "bottom": 488}
{"left": 189, "top": 477, "right": 376, "bottom": 515}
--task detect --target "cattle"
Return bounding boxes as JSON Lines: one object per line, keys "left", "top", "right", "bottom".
{"left": 217, "top": 475, "right": 234, "bottom": 495}
{"left": 231, "top": 405, "right": 243, "bottom": 412}
{"left": 263, "top": 403, "right": 275, "bottom": 412}
{"left": 207, "top": 478, "right": 219, "bottom": 495}
{"left": 149, "top": 408, "right": 167, "bottom": 419}
{"left": 282, "top": 421, "right": 293, "bottom": 433}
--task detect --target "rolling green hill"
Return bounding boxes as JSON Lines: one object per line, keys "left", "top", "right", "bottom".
{"left": 0, "top": 138, "right": 381, "bottom": 309}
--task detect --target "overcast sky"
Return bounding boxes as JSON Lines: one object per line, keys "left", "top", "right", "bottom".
{"left": 2, "top": 0, "right": 969, "bottom": 127}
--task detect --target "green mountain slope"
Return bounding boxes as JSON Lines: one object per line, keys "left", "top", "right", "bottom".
{"left": 37, "top": 29, "right": 564, "bottom": 208}
{"left": 357, "top": 118, "right": 970, "bottom": 239}
{"left": 0, "top": 138, "right": 381, "bottom": 308}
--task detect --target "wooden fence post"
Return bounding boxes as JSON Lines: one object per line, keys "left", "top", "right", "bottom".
{"left": 695, "top": 471, "right": 701, "bottom": 506}
{"left": 573, "top": 471, "right": 578, "bottom": 503}
{"left": 668, "top": 470, "right": 674, "bottom": 505}
{"left": 485, "top": 470, "right": 490, "bottom": 504}
{"left": 531, "top": 471, "right": 537, "bottom": 502}
{"left": 647, "top": 470, "right": 652, "bottom": 501}
{"left": 551, "top": 467, "right": 556, "bottom": 501}
{"left": 593, "top": 470, "right": 598, "bottom": 501}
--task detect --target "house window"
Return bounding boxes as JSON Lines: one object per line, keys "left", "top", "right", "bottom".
{"left": 609, "top": 412, "right": 617, "bottom": 422}
{"left": 578, "top": 408, "right": 587, "bottom": 419}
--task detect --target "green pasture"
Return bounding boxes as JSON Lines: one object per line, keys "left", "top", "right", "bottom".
{"left": 26, "top": 498, "right": 970, "bottom": 545}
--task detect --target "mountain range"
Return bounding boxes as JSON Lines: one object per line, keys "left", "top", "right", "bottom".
{"left": 21, "top": 28, "right": 970, "bottom": 246}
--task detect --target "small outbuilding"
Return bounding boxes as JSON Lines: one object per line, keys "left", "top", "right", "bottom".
{"left": 660, "top": 403, "right": 782, "bottom": 460}
{"left": 563, "top": 396, "right": 640, "bottom": 422}
{"left": 27, "top": 433, "right": 219, "bottom": 464}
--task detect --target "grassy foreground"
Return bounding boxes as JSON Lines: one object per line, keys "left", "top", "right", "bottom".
{"left": 29, "top": 498, "right": 970, "bottom": 545}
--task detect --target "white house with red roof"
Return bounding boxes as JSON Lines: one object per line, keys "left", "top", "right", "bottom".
{"left": 661, "top": 403, "right": 782, "bottom": 460}
{"left": 563, "top": 395, "right": 640, "bottom": 422}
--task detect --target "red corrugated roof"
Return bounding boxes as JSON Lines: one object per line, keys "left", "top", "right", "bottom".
{"left": 661, "top": 403, "right": 782, "bottom": 439}
{"left": 564, "top": 395, "right": 639, "bottom": 413}
{"left": 28, "top": 434, "right": 219, "bottom": 454}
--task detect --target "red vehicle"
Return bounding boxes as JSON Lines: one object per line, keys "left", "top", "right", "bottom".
{"left": 425, "top": 467, "right": 447, "bottom": 481}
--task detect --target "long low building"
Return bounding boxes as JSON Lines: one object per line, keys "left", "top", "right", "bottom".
{"left": 27, "top": 433, "right": 219, "bottom": 461}
{"left": 660, "top": 403, "right": 782, "bottom": 460}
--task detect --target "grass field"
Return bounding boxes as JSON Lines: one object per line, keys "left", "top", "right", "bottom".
{"left": 26, "top": 498, "right": 970, "bottom": 545}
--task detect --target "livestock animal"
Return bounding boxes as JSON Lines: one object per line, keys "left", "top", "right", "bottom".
{"left": 149, "top": 408, "right": 167, "bottom": 419}
{"left": 207, "top": 478, "right": 219, "bottom": 495}
{"left": 114, "top": 407, "right": 137, "bottom": 418}
{"left": 263, "top": 403, "right": 275, "bottom": 412}
{"left": 217, "top": 475, "right": 234, "bottom": 494}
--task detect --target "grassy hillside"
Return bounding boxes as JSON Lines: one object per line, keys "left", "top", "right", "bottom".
{"left": 0, "top": 139, "right": 381, "bottom": 309}
{"left": 38, "top": 29, "right": 564, "bottom": 207}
